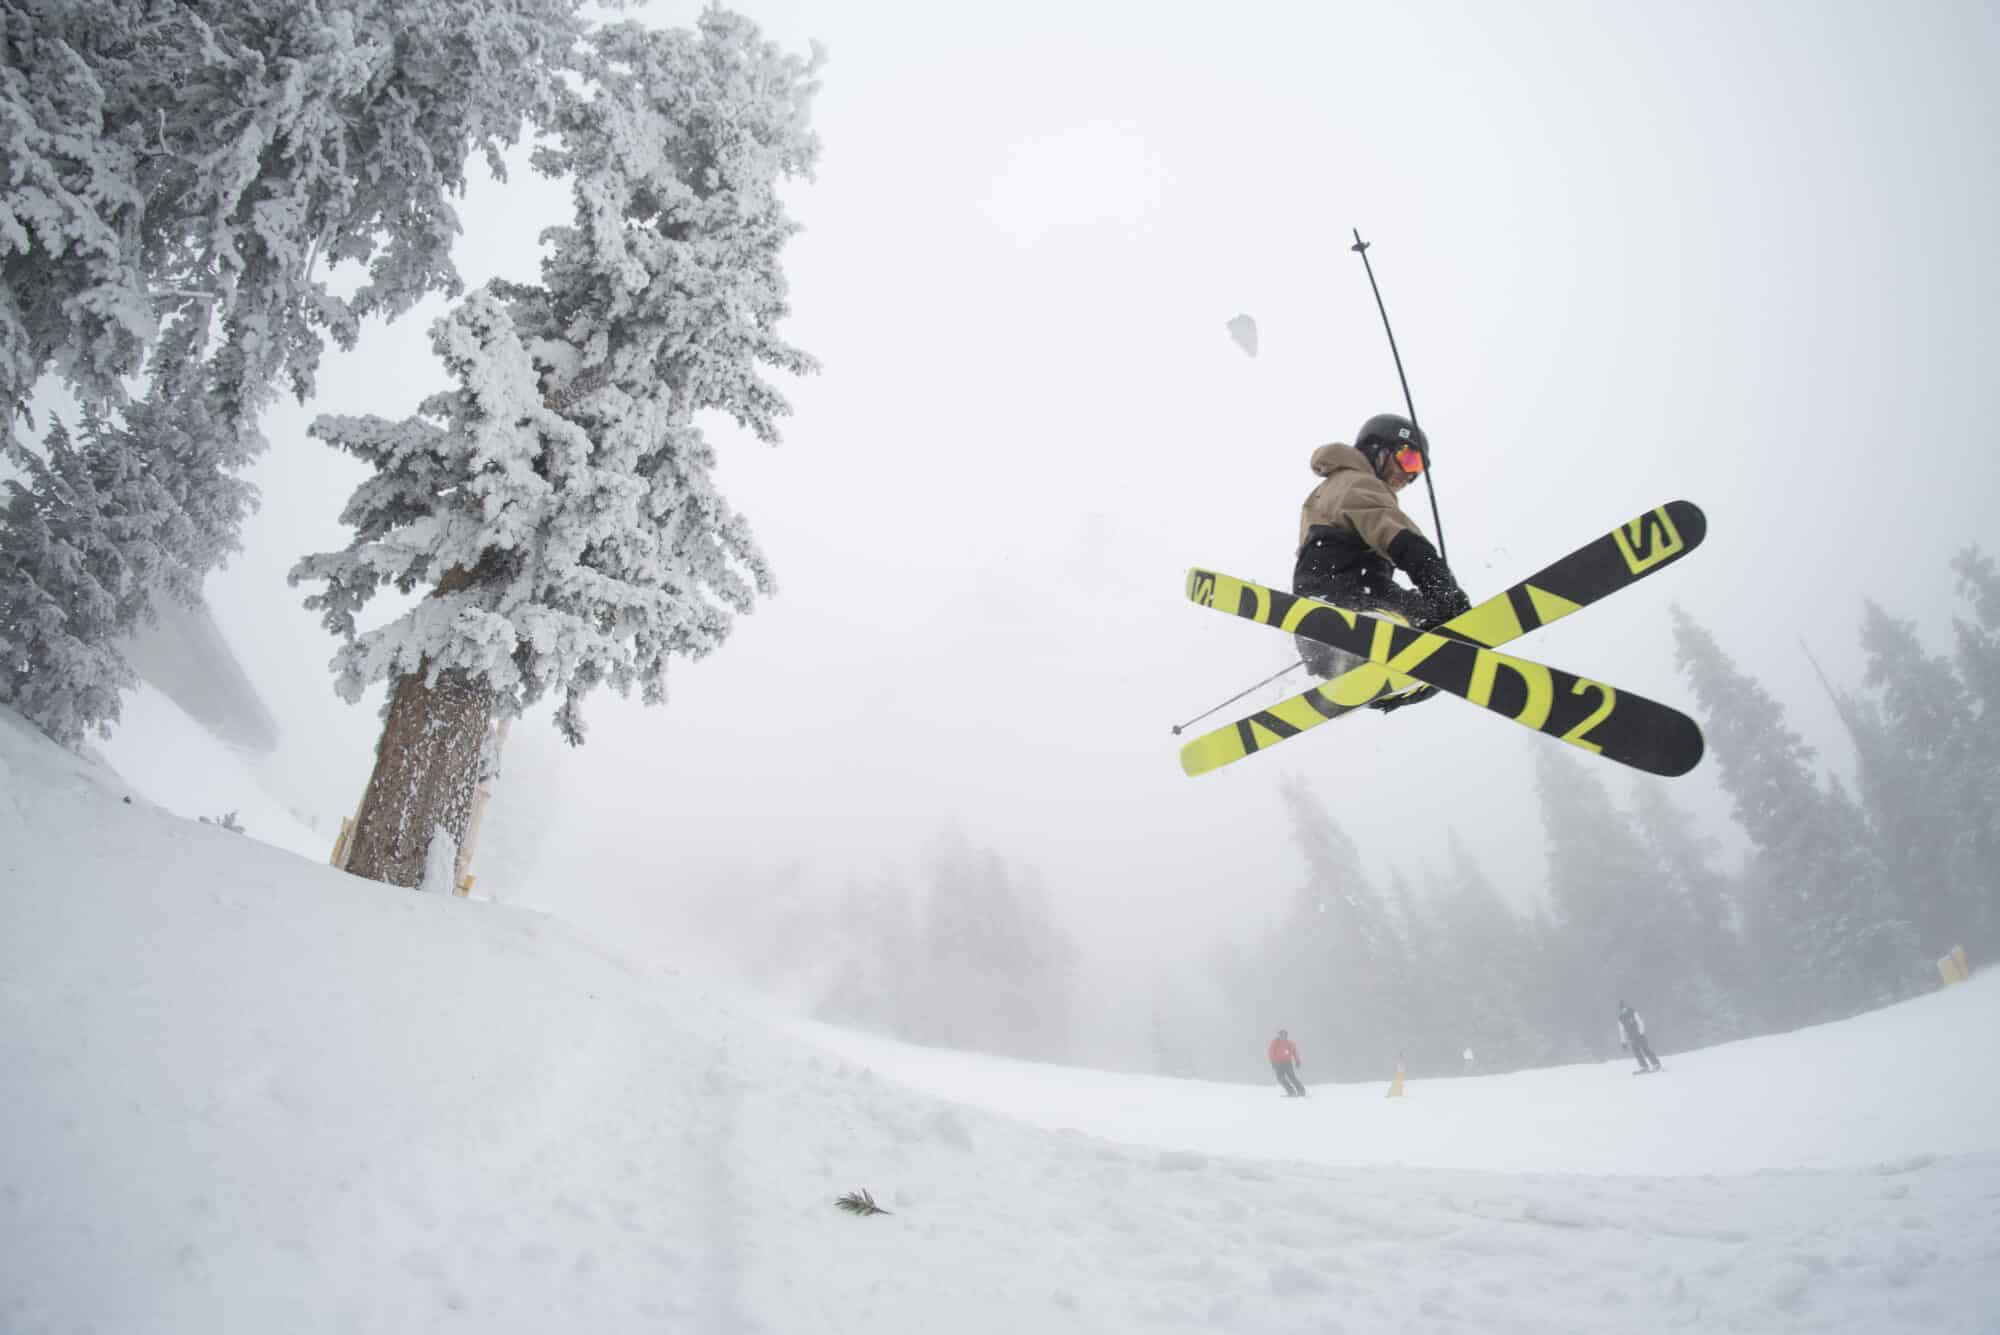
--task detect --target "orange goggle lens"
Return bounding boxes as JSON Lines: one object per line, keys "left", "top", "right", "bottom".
{"left": 1394, "top": 444, "right": 1426, "bottom": 475}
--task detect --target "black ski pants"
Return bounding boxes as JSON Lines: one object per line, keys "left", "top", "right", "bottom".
{"left": 1630, "top": 1033, "right": 1661, "bottom": 1071}
{"left": 1273, "top": 1061, "right": 1306, "bottom": 1096}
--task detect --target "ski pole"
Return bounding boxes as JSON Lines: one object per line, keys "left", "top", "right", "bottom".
{"left": 1171, "top": 659, "right": 1308, "bottom": 734}
{"left": 1350, "top": 229, "right": 1448, "bottom": 566}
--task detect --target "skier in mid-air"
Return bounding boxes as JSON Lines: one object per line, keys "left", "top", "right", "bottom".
{"left": 1617, "top": 1000, "right": 1663, "bottom": 1073}
{"left": 1292, "top": 414, "right": 1472, "bottom": 706}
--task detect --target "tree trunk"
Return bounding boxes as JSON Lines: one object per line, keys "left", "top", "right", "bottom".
{"left": 344, "top": 664, "right": 496, "bottom": 889}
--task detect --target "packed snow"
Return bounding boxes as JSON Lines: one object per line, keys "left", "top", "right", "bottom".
{"left": 3, "top": 707, "right": 1996, "bottom": 1334}
{"left": 791, "top": 990, "right": 2000, "bottom": 1177}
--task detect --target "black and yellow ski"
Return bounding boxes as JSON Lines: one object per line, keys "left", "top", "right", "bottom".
{"left": 1179, "top": 502, "right": 1706, "bottom": 777}
{"left": 1185, "top": 552, "right": 1706, "bottom": 776}
{"left": 1185, "top": 573, "right": 1703, "bottom": 776}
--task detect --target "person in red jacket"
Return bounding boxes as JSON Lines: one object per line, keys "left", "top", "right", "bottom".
{"left": 1268, "top": 1029, "right": 1306, "bottom": 1097}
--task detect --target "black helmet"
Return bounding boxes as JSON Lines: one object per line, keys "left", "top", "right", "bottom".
{"left": 1354, "top": 413, "right": 1428, "bottom": 471}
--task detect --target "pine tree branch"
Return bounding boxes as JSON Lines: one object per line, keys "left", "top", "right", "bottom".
{"left": 834, "top": 1189, "right": 890, "bottom": 1216}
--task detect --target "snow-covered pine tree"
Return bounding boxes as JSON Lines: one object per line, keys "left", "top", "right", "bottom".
{"left": 0, "top": 415, "right": 144, "bottom": 743}
{"left": 3, "top": 0, "right": 586, "bottom": 431}
{"left": 1513, "top": 902, "right": 1570, "bottom": 1065}
{"left": 293, "top": 10, "right": 821, "bottom": 887}
{"left": 1628, "top": 782, "right": 1749, "bottom": 1044}
{"left": 1377, "top": 867, "right": 1447, "bottom": 1072}
{"left": 1269, "top": 774, "right": 1405, "bottom": 1079}
{"left": 1141, "top": 954, "right": 1253, "bottom": 1082}
{"left": 0, "top": 326, "right": 256, "bottom": 742}
{"left": 1, "top": 4, "right": 151, "bottom": 427}
{"left": 912, "top": 835, "right": 1076, "bottom": 1062}
{"left": 1426, "top": 832, "right": 1546, "bottom": 1072}
{"left": 814, "top": 874, "right": 924, "bottom": 1039}
{"left": 1948, "top": 548, "right": 2000, "bottom": 954}
{"left": 1670, "top": 606, "right": 1914, "bottom": 1027}
{"left": 0, "top": 0, "right": 586, "bottom": 744}
{"left": 1953, "top": 547, "right": 2000, "bottom": 646}
{"left": 1533, "top": 748, "right": 1697, "bottom": 1056}
{"left": 1838, "top": 600, "right": 1981, "bottom": 958}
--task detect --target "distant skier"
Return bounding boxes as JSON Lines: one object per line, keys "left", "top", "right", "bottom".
{"left": 1292, "top": 414, "right": 1472, "bottom": 706}
{"left": 1617, "top": 1000, "right": 1663, "bottom": 1073}
{"left": 1268, "top": 1029, "right": 1307, "bottom": 1097}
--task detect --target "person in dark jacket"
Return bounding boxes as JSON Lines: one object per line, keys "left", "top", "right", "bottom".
{"left": 1268, "top": 1029, "right": 1306, "bottom": 1097}
{"left": 1293, "top": 414, "right": 1472, "bottom": 707}
{"left": 1617, "top": 1000, "right": 1663, "bottom": 1072}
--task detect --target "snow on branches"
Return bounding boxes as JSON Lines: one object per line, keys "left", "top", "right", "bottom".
{"left": 293, "top": 10, "right": 821, "bottom": 746}
{"left": 0, "top": 0, "right": 591, "bottom": 747}
{"left": 1, "top": 0, "right": 589, "bottom": 432}
{"left": 0, "top": 326, "right": 257, "bottom": 745}
{"left": 528, "top": 9, "right": 823, "bottom": 438}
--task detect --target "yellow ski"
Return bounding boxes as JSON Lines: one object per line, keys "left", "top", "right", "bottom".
{"left": 1179, "top": 503, "right": 1705, "bottom": 776}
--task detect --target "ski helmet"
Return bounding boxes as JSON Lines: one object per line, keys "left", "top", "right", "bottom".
{"left": 1354, "top": 413, "right": 1428, "bottom": 474}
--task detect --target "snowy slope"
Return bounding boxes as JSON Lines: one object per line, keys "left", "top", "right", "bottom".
{"left": 90, "top": 682, "right": 326, "bottom": 861}
{"left": 790, "top": 984, "right": 2000, "bottom": 1176}
{"left": 3, "top": 705, "right": 1997, "bottom": 1334}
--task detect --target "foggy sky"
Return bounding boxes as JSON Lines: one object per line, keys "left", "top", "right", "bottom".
{"left": 202, "top": 0, "right": 2000, "bottom": 975}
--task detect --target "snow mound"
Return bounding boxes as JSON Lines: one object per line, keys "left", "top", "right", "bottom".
{"left": 2, "top": 705, "right": 1995, "bottom": 1333}
{"left": 92, "top": 682, "right": 325, "bottom": 860}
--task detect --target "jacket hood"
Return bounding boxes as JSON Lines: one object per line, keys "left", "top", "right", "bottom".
{"left": 1310, "top": 441, "right": 1370, "bottom": 478}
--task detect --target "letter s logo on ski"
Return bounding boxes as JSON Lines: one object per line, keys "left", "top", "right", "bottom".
{"left": 1188, "top": 571, "right": 1218, "bottom": 607}
{"left": 1614, "top": 508, "right": 1685, "bottom": 575}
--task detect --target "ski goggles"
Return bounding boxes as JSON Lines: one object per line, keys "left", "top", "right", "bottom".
{"left": 1393, "top": 444, "right": 1426, "bottom": 476}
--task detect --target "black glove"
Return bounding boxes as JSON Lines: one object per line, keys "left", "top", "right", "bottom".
{"left": 1417, "top": 587, "right": 1472, "bottom": 630}
{"left": 1416, "top": 587, "right": 1480, "bottom": 627}
{"left": 1386, "top": 530, "right": 1471, "bottom": 629}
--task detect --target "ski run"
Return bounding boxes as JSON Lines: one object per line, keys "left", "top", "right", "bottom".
{"left": 3, "top": 708, "right": 1996, "bottom": 1334}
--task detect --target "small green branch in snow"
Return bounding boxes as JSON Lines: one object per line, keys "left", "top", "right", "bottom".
{"left": 834, "top": 1190, "right": 890, "bottom": 1216}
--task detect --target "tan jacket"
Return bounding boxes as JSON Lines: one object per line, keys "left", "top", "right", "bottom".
{"left": 1296, "top": 442, "right": 1422, "bottom": 557}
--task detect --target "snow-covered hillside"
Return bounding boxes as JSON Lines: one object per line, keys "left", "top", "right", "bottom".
{"left": 791, "top": 980, "right": 2000, "bottom": 1176}
{"left": 90, "top": 682, "right": 325, "bottom": 861}
{"left": 3, "top": 706, "right": 1996, "bottom": 1334}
